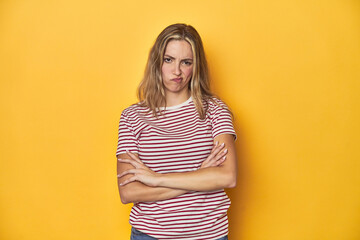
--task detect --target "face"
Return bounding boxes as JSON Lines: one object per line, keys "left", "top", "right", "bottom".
{"left": 161, "top": 39, "right": 194, "bottom": 98}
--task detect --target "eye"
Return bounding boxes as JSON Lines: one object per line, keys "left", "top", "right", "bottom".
{"left": 164, "top": 57, "right": 172, "bottom": 63}
{"left": 182, "top": 60, "right": 193, "bottom": 66}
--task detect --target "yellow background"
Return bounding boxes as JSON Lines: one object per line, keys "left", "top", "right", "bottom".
{"left": 1, "top": 0, "right": 359, "bottom": 239}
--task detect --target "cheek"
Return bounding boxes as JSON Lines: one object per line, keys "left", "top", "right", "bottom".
{"left": 161, "top": 64, "right": 167, "bottom": 77}
{"left": 184, "top": 67, "right": 193, "bottom": 79}
{"left": 162, "top": 64, "right": 172, "bottom": 76}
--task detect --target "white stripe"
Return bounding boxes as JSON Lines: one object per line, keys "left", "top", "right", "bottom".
{"left": 117, "top": 98, "right": 236, "bottom": 239}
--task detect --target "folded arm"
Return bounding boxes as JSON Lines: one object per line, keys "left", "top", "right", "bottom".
{"left": 158, "top": 134, "right": 236, "bottom": 191}
{"left": 118, "top": 134, "right": 237, "bottom": 198}
{"left": 117, "top": 137, "right": 230, "bottom": 204}
{"left": 117, "top": 154, "right": 187, "bottom": 204}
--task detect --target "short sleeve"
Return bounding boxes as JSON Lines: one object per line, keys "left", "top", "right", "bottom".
{"left": 210, "top": 99, "right": 237, "bottom": 140}
{"left": 116, "top": 111, "right": 139, "bottom": 156}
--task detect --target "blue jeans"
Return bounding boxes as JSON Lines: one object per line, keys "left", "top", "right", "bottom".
{"left": 130, "top": 227, "right": 228, "bottom": 240}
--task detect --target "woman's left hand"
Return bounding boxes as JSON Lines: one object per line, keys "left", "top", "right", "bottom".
{"left": 117, "top": 150, "right": 161, "bottom": 187}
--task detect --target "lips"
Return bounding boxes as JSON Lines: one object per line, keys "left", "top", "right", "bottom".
{"left": 171, "top": 77, "right": 182, "bottom": 83}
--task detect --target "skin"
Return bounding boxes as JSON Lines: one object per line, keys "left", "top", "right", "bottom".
{"left": 161, "top": 39, "right": 193, "bottom": 107}
{"left": 117, "top": 39, "right": 237, "bottom": 204}
{"left": 117, "top": 141, "right": 229, "bottom": 204}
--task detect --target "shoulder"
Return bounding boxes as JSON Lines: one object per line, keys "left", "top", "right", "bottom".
{"left": 121, "top": 102, "right": 148, "bottom": 118}
{"left": 206, "top": 96, "right": 230, "bottom": 113}
{"left": 121, "top": 103, "right": 138, "bottom": 116}
{"left": 121, "top": 103, "right": 149, "bottom": 121}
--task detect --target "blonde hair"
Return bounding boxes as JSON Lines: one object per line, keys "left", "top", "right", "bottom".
{"left": 137, "top": 23, "right": 219, "bottom": 119}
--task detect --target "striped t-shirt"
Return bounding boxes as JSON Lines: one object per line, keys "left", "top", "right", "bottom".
{"left": 116, "top": 96, "right": 236, "bottom": 240}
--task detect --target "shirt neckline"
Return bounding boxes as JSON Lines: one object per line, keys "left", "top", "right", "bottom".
{"left": 159, "top": 96, "right": 193, "bottom": 110}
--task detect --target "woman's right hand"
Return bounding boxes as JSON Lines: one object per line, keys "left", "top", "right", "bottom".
{"left": 200, "top": 141, "right": 228, "bottom": 169}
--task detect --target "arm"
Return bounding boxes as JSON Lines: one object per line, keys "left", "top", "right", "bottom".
{"left": 117, "top": 153, "right": 186, "bottom": 204}
{"left": 119, "top": 134, "right": 237, "bottom": 192}
{"left": 158, "top": 134, "right": 237, "bottom": 191}
{"left": 117, "top": 141, "right": 228, "bottom": 204}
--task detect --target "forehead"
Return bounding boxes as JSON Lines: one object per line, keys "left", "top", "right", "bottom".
{"left": 164, "top": 39, "right": 193, "bottom": 58}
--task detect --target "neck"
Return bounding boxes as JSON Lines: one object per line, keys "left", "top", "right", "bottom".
{"left": 165, "top": 91, "right": 191, "bottom": 107}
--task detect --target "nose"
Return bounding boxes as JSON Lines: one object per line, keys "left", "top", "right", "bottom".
{"left": 173, "top": 62, "right": 181, "bottom": 76}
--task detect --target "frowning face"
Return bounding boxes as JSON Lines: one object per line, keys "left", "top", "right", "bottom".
{"left": 161, "top": 39, "right": 193, "bottom": 98}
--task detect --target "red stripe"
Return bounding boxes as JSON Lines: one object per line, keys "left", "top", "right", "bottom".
{"left": 117, "top": 97, "right": 236, "bottom": 239}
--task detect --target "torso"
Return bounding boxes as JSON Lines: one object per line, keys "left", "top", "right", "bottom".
{"left": 117, "top": 97, "right": 235, "bottom": 240}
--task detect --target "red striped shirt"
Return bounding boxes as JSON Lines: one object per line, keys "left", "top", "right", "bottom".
{"left": 116, "top": 97, "right": 236, "bottom": 240}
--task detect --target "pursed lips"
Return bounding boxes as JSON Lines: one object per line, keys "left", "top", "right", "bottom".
{"left": 171, "top": 77, "right": 183, "bottom": 83}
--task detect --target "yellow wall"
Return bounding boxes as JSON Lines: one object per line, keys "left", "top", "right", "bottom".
{"left": 1, "top": 0, "right": 359, "bottom": 239}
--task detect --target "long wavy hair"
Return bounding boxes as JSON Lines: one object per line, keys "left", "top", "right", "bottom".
{"left": 137, "top": 23, "right": 220, "bottom": 119}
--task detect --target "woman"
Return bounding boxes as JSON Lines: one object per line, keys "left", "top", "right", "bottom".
{"left": 116, "top": 23, "right": 237, "bottom": 240}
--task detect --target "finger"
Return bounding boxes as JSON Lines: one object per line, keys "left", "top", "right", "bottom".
{"left": 211, "top": 155, "right": 226, "bottom": 166}
{"left": 211, "top": 141, "right": 222, "bottom": 153}
{"left": 117, "top": 169, "right": 139, "bottom": 178}
{"left": 210, "top": 141, "right": 219, "bottom": 153}
{"left": 117, "top": 170, "right": 130, "bottom": 178}
{"left": 209, "top": 150, "right": 226, "bottom": 165}
{"left": 212, "top": 142, "right": 225, "bottom": 156}
{"left": 206, "top": 144, "right": 225, "bottom": 162}
{"left": 201, "top": 162, "right": 209, "bottom": 168}
{"left": 118, "top": 158, "right": 136, "bottom": 164}
{"left": 206, "top": 148, "right": 228, "bottom": 166}
{"left": 118, "top": 158, "right": 143, "bottom": 169}
{"left": 202, "top": 143, "right": 226, "bottom": 168}
{"left": 119, "top": 176, "right": 137, "bottom": 186}
{"left": 216, "top": 156, "right": 227, "bottom": 166}
{"left": 216, "top": 148, "right": 228, "bottom": 159}
{"left": 203, "top": 154, "right": 221, "bottom": 167}
{"left": 126, "top": 150, "right": 142, "bottom": 163}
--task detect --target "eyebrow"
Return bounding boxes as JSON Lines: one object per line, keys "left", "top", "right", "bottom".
{"left": 164, "top": 54, "right": 193, "bottom": 61}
